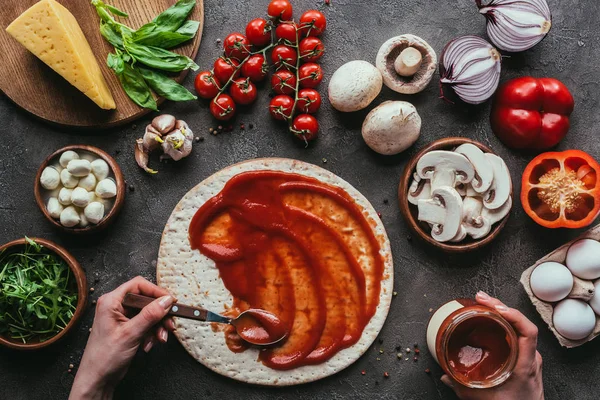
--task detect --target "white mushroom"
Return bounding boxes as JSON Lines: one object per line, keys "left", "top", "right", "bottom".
{"left": 482, "top": 196, "right": 512, "bottom": 225}
{"left": 67, "top": 159, "right": 92, "bottom": 177}
{"left": 46, "top": 197, "right": 63, "bottom": 219}
{"left": 408, "top": 173, "right": 431, "bottom": 205}
{"left": 59, "top": 151, "right": 79, "bottom": 168}
{"left": 417, "top": 186, "right": 463, "bottom": 242}
{"left": 416, "top": 151, "right": 475, "bottom": 191}
{"left": 95, "top": 179, "right": 117, "bottom": 199}
{"left": 450, "top": 225, "right": 468, "bottom": 242}
{"left": 483, "top": 154, "right": 511, "bottom": 210}
{"left": 60, "top": 206, "right": 80, "bottom": 227}
{"left": 461, "top": 197, "right": 491, "bottom": 239}
{"left": 40, "top": 166, "right": 60, "bottom": 190}
{"left": 58, "top": 188, "right": 73, "bottom": 205}
{"left": 85, "top": 202, "right": 105, "bottom": 224}
{"left": 454, "top": 144, "right": 494, "bottom": 193}
{"left": 78, "top": 174, "right": 97, "bottom": 191}
{"left": 91, "top": 159, "right": 110, "bottom": 181}
{"left": 60, "top": 169, "right": 79, "bottom": 189}
{"left": 395, "top": 47, "right": 423, "bottom": 77}
{"left": 71, "top": 187, "right": 91, "bottom": 208}
{"left": 328, "top": 60, "right": 383, "bottom": 112}
{"left": 362, "top": 101, "right": 421, "bottom": 155}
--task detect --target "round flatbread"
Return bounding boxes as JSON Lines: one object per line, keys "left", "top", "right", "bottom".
{"left": 157, "top": 158, "right": 393, "bottom": 386}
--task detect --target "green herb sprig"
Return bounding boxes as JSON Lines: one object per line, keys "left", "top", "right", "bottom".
{"left": 0, "top": 238, "right": 78, "bottom": 343}
{"left": 92, "top": 0, "right": 200, "bottom": 110}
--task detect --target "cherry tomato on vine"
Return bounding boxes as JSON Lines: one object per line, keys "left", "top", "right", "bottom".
{"left": 275, "top": 22, "right": 298, "bottom": 44}
{"left": 246, "top": 18, "right": 271, "bottom": 47}
{"left": 271, "top": 45, "right": 298, "bottom": 68}
{"left": 241, "top": 54, "right": 268, "bottom": 82}
{"left": 194, "top": 71, "right": 221, "bottom": 99}
{"left": 223, "top": 32, "right": 250, "bottom": 61}
{"left": 293, "top": 114, "right": 319, "bottom": 142}
{"left": 298, "top": 10, "right": 327, "bottom": 37}
{"left": 210, "top": 94, "right": 236, "bottom": 121}
{"left": 268, "top": 0, "right": 293, "bottom": 20}
{"left": 297, "top": 89, "right": 321, "bottom": 113}
{"left": 299, "top": 37, "right": 324, "bottom": 62}
{"left": 230, "top": 78, "right": 258, "bottom": 105}
{"left": 269, "top": 95, "right": 294, "bottom": 121}
{"left": 298, "top": 63, "right": 323, "bottom": 88}
{"left": 271, "top": 70, "right": 296, "bottom": 95}
{"left": 213, "top": 57, "right": 240, "bottom": 85}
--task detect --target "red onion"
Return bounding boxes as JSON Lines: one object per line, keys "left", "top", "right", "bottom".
{"left": 476, "top": 0, "right": 552, "bottom": 52}
{"left": 439, "top": 36, "right": 501, "bottom": 105}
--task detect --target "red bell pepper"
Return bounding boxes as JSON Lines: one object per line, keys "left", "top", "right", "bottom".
{"left": 521, "top": 150, "right": 600, "bottom": 229}
{"left": 490, "top": 77, "right": 574, "bottom": 151}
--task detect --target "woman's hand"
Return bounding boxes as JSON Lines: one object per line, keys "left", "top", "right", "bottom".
{"left": 69, "top": 276, "right": 176, "bottom": 400}
{"left": 441, "top": 291, "right": 544, "bottom": 400}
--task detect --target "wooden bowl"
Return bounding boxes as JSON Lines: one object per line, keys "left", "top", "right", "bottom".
{"left": 34, "top": 145, "right": 125, "bottom": 234}
{"left": 0, "top": 238, "right": 87, "bottom": 350}
{"left": 398, "top": 137, "right": 512, "bottom": 253}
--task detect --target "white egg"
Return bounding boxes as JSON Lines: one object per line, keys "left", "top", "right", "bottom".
{"left": 589, "top": 280, "right": 600, "bottom": 316}
{"left": 530, "top": 262, "right": 574, "bottom": 302}
{"left": 553, "top": 299, "right": 596, "bottom": 340}
{"left": 566, "top": 239, "right": 600, "bottom": 279}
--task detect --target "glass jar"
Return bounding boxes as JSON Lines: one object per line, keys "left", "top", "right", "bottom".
{"left": 426, "top": 299, "right": 519, "bottom": 389}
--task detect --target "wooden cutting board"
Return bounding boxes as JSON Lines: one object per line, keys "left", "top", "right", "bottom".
{"left": 0, "top": 0, "right": 203, "bottom": 129}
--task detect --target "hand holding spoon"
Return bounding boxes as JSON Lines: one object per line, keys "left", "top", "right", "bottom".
{"left": 122, "top": 293, "right": 287, "bottom": 346}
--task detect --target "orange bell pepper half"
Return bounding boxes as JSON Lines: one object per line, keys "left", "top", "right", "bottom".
{"left": 521, "top": 150, "right": 600, "bottom": 228}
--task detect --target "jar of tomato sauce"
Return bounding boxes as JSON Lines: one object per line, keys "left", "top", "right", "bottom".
{"left": 426, "top": 299, "right": 519, "bottom": 388}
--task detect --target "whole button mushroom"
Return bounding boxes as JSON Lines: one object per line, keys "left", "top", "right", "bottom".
{"left": 60, "top": 169, "right": 79, "bottom": 189}
{"left": 376, "top": 34, "right": 437, "bottom": 94}
{"left": 362, "top": 101, "right": 422, "bottom": 155}
{"left": 59, "top": 150, "right": 79, "bottom": 168}
{"left": 95, "top": 179, "right": 117, "bottom": 199}
{"left": 67, "top": 159, "right": 92, "bottom": 177}
{"left": 40, "top": 166, "right": 60, "bottom": 190}
{"left": 91, "top": 159, "right": 110, "bottom": 181}
{"left": 328, "top": 60, "right": 383, "bottom": 112}
{"left": 60, "top": 206, "right": 80, "bottom": 227}
{"left": 85, "top": 202, "right": 105, "bottom": 224}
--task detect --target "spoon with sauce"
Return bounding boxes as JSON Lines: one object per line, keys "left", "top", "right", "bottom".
{"left": 122, "top": 293, "right": 288, "bottom": 346}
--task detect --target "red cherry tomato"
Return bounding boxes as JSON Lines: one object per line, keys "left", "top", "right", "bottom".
{"left": 296, "top": 89, "right": 321, "bottom": 113}
{"left": 246, "top": 18, "right": 271, "bottom": 47}
{"left": 269, "top": 95, "right": 294, "bottom": 121}
{"left": 271, "top": 70, "right": 296, "bottom": 95}
{"left": 268, "top": 0, "right": 293, "bottom": 20}
{"left": 194, "top": 71, "right": 221, "bottom": 99}
{"left": 210, "top": 94, "right": 236, "bottom": 121}
{"left": 299, "top": 37, "right": 324, "bottom": 62}
{"left": 298, "top": 63, "right": 323, "bottom": 88}
{"left": 230, "top": 78, "right": 257, "bottom": 105}
{"left": 275, "top": 22, "right": 298, "bottom": 44}
{"left": 292, "top": 114, "right": 319, "bottom": 142}
{"left": 223, "top": 32, "right": 250, "bottom": 61}
{"left": 241, "top": 54, "right": 268, "bottom": 82}
{"left": 271, "top": 45, "right": 298, "bottom": 68}
{"left": 298, "top": 10, "right": 327, "bottom": 37}
{"left": 213, "top": 57, "right": 240, "bottom": 85}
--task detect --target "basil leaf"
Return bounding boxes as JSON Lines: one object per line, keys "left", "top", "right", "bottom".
{"left": 100, "top": 23, "right": 124, "bottom": 49}
{"left": 124, "top": 41, "right": 199, "bottom": 72}
{"left": 134, "top": 30, "right": 196, "bottom": 49}
{"left": 176, "top": 20, "right": 200, "bottom": 36}
{"left": 138, "top": 66, "right": 197, "bottom": 101}
{"left": 94, "top": 6, "right": 114, "bottom": 24}
{"left": 153, "top": 0, "right": 195, "bottom": 32}
{"left": 104, "top": 3, "right": 128, "bottom": 17}
{"left": 108, "top": 54, "right": 158, "bottom": 110}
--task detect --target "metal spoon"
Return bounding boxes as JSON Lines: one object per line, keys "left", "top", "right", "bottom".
{"left": 122, "top": 293, "right": 287, "bottom": 346}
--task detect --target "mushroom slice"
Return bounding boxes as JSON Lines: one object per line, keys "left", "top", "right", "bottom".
{"left": 454, "top": 143, "right": 494, "bottom": 193}
{"left": 416, "top": 151, "right": 475, "bottom": 191}
{"left": 462, "top": 197, "right": 491, "bottom": 240}
{"left": 450, "top": 225, "right": 468, "bottom": 242}
{"left": 417, "top": 186, "right": 463, "bottom": 243}
{"left": 483, "top": 154, "right": 511, "bottom": 210}
{"left": 375, "top": 34, "right": 437, "bottom": 94}
{"left": 408, "top": 173, "right": 431, "bottom": 205}
{"left": 482, "top": 196, "right": 512, "bottom": 225}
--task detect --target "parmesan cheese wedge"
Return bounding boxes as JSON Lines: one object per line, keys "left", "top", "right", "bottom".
{"left": 6, "top": 0, "right": 116, "bottom": 110}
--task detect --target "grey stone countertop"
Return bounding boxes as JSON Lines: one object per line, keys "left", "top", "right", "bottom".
{"left": 1, "top": 0, "right": 599, "bottom": 399}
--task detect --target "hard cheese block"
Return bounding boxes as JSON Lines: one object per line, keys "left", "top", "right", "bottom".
{"left": 6, "top": 0, "right": 116, "bottom": 110}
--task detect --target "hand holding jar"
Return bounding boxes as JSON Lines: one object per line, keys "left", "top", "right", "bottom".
{"left": 440, "top": 292, "right": 544, "bottom": 400}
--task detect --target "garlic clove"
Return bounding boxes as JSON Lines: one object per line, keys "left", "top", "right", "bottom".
{"left": 67, "top": 159, "right": 92, "bottom": 177}
{"left": 78, "top": 173, "right": 97, "bottom": 191}
{"left": 91, "top": 159, "right": 110, "bottom": 181}
{"left": 40, "top": 166, "right": 60, "bottom": 190}
{"left": 59, "top": 151, "right": 80, "bottom": 168}
{"left": 60, "top": 169, "right": 79, "bottom": 189}
{"left": 60, "top": 206, "right": 80, "bottom": 227}
{"left": 84, "top": 202, "right": 105, "bottom": 224}
{"left": 47, "top": 197, "right": 64, "bottom": 219}
{"left": 71, "top": 187, "right": 91, "bottom": 208}
{"left": 95, "top": 179, "right": 117, "bottom": 199}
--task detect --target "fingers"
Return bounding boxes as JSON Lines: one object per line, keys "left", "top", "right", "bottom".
{"left": 156, "top": 326, "right": 169, "bottom": 343}
{"left": 441, "top": 375, "right": 471, "bottom": 399}
{"left": 112, "top": 276, "right": 171, "bottom": 301}
{"left": 476, "top": 291, "right": 539, "bottom": 364}
{"left": 162, "top": 317, "right": 176, "bottom": 332}
{"left": 126, "top": 295, "right": 174, "bottom": 340}
{"left": 142, "top": 334, "right": 157, "bottom": 353}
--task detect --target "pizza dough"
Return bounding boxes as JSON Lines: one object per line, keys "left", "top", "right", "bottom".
{"left": 157, "top": 158, "right": 393, "bottom": 386}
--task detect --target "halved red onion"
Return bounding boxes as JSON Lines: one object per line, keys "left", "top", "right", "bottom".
{"left": 439, "top": 36, "right": 501, "bottom": 105}
{"left": 476, "top": 0, "right": 552, "bottom": 52}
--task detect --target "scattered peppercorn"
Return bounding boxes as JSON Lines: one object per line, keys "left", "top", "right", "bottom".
{"left": 322, "top": 158, "right": 328, "bottom": 163}
{"left": 199, "top": 137, "right": 205, "bottom": 142}
{"left": 376, "top": 357, "right": 380, "bottom": 361}
{"left": 92, "top": 299, "right": 97, "bottom": 305}
{"left": 397, "top": 353, "right": 402, "bottom": 359}
{"left": 115, "top": 149, "right": 121, "bottom": 155}
{"left": 383, "top": 199, "right": 389, "bottom": 204}
{"left": 68, "top": 369, "right": 72, "bottom": 373}
{"left": 94, "top": 277, "right": 99, "bottom": 283}
{"left": 393, "top": 291, "right": 398, "bottom": 297}
{"left": 240, "top": 124, "right": 245, "bottom": 130}
{"left": 429, "top": 308, "right": 433, "bottom": 312}
{"left": 374, "top": 380, "right": 379, "bottom": 385}
{"left": 413, "top": 356, "right": 418, "bottom": 362}
{"left": 69, "top": 363, "right": 74, "bottom": 369}
{"left": 89, "top": 328, "right": 92, "bottom": 333}
{"left": 415, "top": 348, "right": 421, "bottom": 355}
{"left": 218, "top": 125, "right": 223, "bottom": 130}
{"left": 377, "top": 212, "right": 382, "bottom": 218}
{"left": 379, "top": 349, "right": 384, "bottom": 354}
{"left": 395, "top": 345, "right": 401, "bottom": 351}
{"left": 361, "top": 370, "right": 366, "bottom": 375}
{"left": 425, "top": 368, "right": 431, "bottom": 374}
{"left": 249, "top": 123, "right": 254, "bottom": 129}
{"left": 383, "top": 372, "right": 389, "bottom": 378}
{"left": 407, "top": 235, "right": 412, "bottom": 242}
{"left": 195, "top": 137, "right": 200, "bottom": 143}
{"left": 129, "top": 185, "right": 135, "bottom": 192}
{"left": 90, "top": 287, "right": 95, "bottom": 293}
{"left": 405, "top": 348, "right": 411, "bottom": 353}
{"left": 132, "top": 124, "right": 137, "bottom": 130}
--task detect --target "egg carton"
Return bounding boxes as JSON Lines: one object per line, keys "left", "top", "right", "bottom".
{"left": 520, "top": 224, "right": 600, "bottom": 348}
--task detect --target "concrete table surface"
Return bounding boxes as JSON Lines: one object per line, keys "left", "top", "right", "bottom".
{"left": 1, "top": 0, "right": 599, "bottom": 399}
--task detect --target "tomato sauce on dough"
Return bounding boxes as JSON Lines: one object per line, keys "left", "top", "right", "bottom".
{"left": 189, "top": 171, "right": 385, "bottom": 370}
